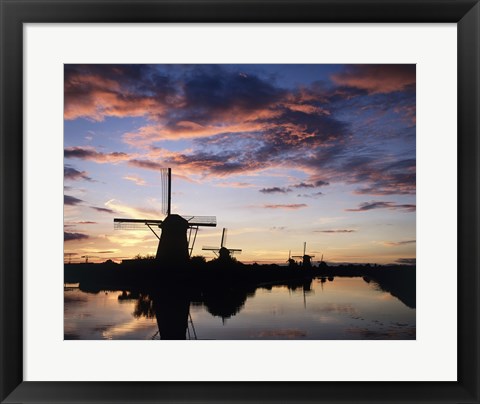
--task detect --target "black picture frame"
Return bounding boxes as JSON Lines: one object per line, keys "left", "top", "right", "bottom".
{"left": 1, "top": 1, "right": 479, "bottom": 403}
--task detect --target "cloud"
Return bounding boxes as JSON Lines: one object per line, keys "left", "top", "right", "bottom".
{"left": 64, "top": 64, "right": 283, "bottom": 124}
{"left": 64, "top": 232, "right": 89, "bottom": 241}
{"left": 331, "top": 65, "right": 415, "bottom": 94}
{"left": 64, "top": 64, "right": 177, "bottom": 121}
{"left": 259, "top": 187, "right": 291, "bottom": 194}
{"left": 65, "top": 221, "right": 97, "bottom": 225}
{"left": 316, "top": 229, "right": 356, "bottom": 233}
{"left": 216, "top": 182, "right": 255, "bottom": 188}
{"left": 64, "top": 165, "right": 93, "bottom": 181}
{"left": 123, "top": 175, "right": 147, "bottom": 186}
{"left": 165, "top": 151, "right": 265, "bottom": 177}
{"left": 65, "top": 147, "right": 130, "bottom": 163}
{"left": 127, "top": 159, "right": 164, "bottom": 171}
{"left": 64, "top": 65, "right": 415, "bottom": 197}
{"left": 263, "top": 204, "right": 307, "bottom": 210}
{"left": 183, "top": 67, "right": 284, "bottom": 116}
{"left": 64, "top": 195, "right": 83, "bottom": 205}
{"left": 90, "top": 206, "right": 115, "bottom": 214}
{"left": 351, "top": 159, "right": 416, "bottom": 196}
{"left": 346, "top": 201, "right": 416, "bottom": 212}
{"left": 383, "top": 240, "right": 416, "bottom": 246}
{"left": 292, "top": 182, "right": 315, "bottom": 189}
{"left": 297, "top": 192, "right": 323, "bottom": 198}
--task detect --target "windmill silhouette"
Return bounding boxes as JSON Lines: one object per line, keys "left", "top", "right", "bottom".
{"left": 286, "top": 250, "right": 297, "bottom": 268}
{"left": 292, "top": 242, "right": 315, "bottom": 268}
{"left": 81, "top": 255, "right": 98, "bottom": 263}
{"left": 202, "top": 228, "right": 242, "bottom": 260}
{"left": 64, "top": 252, "right": 76, "bottom": 264}
{"left": 114, "top": 168, "right": 216, "bottom": 267}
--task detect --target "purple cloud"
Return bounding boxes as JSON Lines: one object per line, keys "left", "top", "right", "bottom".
{"left": 346, "top": 201, "right": 416, "bottom": 212}
{"left": 64, "top": 232, "right": 89, "bottom": 241}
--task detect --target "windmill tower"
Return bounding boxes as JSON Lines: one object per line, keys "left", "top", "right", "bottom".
{"left": 292, "top": 242, "right": 315, "bottom": 268}
{"left": 114, "top": 168, "right": 216, "bottom": 268}
{"left": 202, "top": 228, "right": 242, "bottom": 261}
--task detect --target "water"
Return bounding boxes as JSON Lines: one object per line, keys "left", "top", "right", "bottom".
{"left": 64, "top": 276, "right": 415, "bottom": 340}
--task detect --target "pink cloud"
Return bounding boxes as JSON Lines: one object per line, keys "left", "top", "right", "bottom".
{"left": 64, "top": 73, "right": 168, "bottom": 121}
{"left": 64, "top": 147, "right": 132, "bottom": 163}
{"left": 331, "top": 65, "right": 415, "bottom": 94}
{"left": 263, "top": 204, "right": 308, "bottom": 210}
{"left": 122, "top": 120, "right": 270, "bottom": 145}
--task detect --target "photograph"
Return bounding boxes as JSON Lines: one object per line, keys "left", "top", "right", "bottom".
{"left": 64, "top": 64, "right": 416, "bottom": 340}
{"left": 2, "top": 0, "right": 479, "bottom": 401}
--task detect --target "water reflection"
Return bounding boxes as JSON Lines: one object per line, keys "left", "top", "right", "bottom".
{"left": 65, "top": 274, "right": 415, "bottom": 340}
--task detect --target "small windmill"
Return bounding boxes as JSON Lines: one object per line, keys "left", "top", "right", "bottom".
{"left": 202, "top": 228, "right": 242, "bottom": 259}
{"left": 286, "top": 250, "right": 296, "bottom": 268}
{"left": 318, "top": 253, "right": 328, "bottom": 269}
{"left": 64, "top": 252, "right": 76, "bottom": 264}
{"left": 81, "top": 255, "right": 98, "bottom": 263}
{"left": 114, "top": 168, "right": 216, "bottom": 267}
{"left": 292, "top": 242, "right": 315, "bottom": 268}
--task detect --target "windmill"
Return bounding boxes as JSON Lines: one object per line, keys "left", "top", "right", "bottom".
{"left": 114, "top": 168, "right": 216, "bottom": 267}
{"left": 286, "top": 250, "right": 296, "bottom": 268}
{"left": 292, "top": 242, "right": 315, "bottom": 268}
{"left": 81, "top": 255, "right": 98, "bottom": 263}
{"left": 318, "top": 253, "right": 328, "bottom": 269}
{"left": 202, "top": 228, "right": 242, "bottom": 260}
{"left": 64, "top": 252, "right": 76, "bottom": 264}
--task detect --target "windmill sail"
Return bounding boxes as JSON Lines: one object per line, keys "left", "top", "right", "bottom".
{"left": 114, "top": 216, "right": 216, "bottom": 230}
{"left": 160, "top": 168, "right": 171, "bottom": 216}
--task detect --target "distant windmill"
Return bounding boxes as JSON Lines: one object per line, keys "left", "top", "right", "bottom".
{"left": 81, "top": 255, "right": 98, "bottom": 263}
{"left": 202, "top": 228, "right": 242, "bottom": 259}
{"left": 114, "top": 168, "right": 216, "bottom": 267}
{"left": 292, "top": 242, "right": 315, "bottom": 268}
{"left": 286, "top": 250, "right": 296, "bottom": 268}
{"left": 318, "top": 253, "right": 328, "bottom": 269}
{"left": 64, "top": 252, "right": 76, "bottom": 264}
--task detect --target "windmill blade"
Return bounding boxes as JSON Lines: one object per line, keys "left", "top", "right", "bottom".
{"left": 221, "top": 228, "right": 228, "bottom": 248}
{"left": 159, "top": 167, "right": 171, "bottom": 216}
{"left": 114, "top": 216, "right": 216, "bottom": 229}
{"left": 183, "top": 216, "right": 217, "bottom": 227}
{"left": 202, "top": 246, "right": 220, "bottom": 252}
{"left": 114, "top": 218, "right": 163, "bottom": 230}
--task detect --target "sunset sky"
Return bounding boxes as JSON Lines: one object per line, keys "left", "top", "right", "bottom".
{"left": 64, "top": 64, "right": 415, "bottom": 265}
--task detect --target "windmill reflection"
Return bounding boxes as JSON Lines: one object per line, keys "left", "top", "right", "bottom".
{"left": 108, "top": 269, "right": 415, "bottom": 340}
{"left": 125, "top": 285, "right": 253, "bottom": 340}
